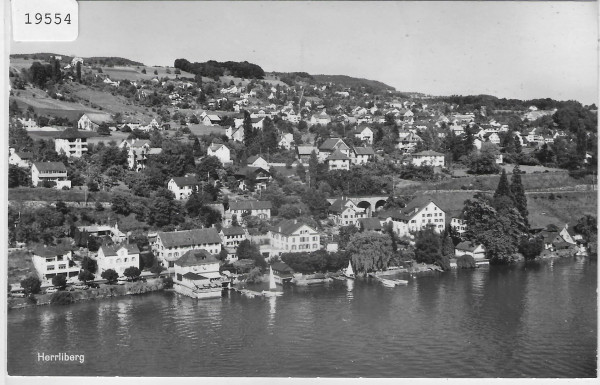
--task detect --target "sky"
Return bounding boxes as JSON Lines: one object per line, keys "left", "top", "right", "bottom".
{"left": 10, "top": 1, "right": 599, "bottom": 104}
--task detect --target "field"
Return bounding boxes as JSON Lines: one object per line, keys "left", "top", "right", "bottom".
{"left": 100, "top": 65, "right": 197, "bottom": 81}
{"left": 11, "top": 87, "right": 96, "bottom": 122}
{"left": 187, "top": 124, "right": 227, "bottom": 137}
{"left": 527, "top": 191, "right": 597, "bottom": 228}
{"left": 86, "top": 131, "right": 130, "bottom": 145}
{"left": 418, "top": 171, "right": 594, "bottom": 193}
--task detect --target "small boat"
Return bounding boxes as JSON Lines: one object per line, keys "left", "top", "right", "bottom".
{"left": 343, "top": 261, "right": 355, "bottom": 279}
{"left": 262, "top": 266, "right": 283, "bottom": 297}
{"left": 378, "top": 277, "right": 408, "bottom": 287}
{"left": 332, "top": 276, "right": 347, "bottom": 281}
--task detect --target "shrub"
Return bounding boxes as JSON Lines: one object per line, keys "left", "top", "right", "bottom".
{"left": 50, "top": 291, "right": 75, "bottom": 305}
{"left": 456, "top": 255, "right": 476, "bottom": 269}
{"left": 246, "top": 267, "right": 263, "bottom": 284}
{"left": 162, "top": 276, "right": 173, "bottom": 289}
{"left": 435, "top": 255, "right": 451, "bottom": 271}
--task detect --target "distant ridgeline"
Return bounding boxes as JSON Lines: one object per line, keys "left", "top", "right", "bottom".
{"left": 174, "top": 58, "right": 266, "bottom": 79}
{"left": 10, "top": 53, "right": 143, "bottom": 67}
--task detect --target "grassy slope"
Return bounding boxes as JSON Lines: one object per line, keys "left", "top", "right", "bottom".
{"left": 8, "top": 250, "right": 37, "bottom": 285}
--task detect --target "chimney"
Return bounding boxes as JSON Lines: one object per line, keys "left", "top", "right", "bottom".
{"left": 278, "top": 227, "right": 281, "bottom": 232}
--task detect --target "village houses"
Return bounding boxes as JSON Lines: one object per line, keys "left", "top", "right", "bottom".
{"left": 168, "top": 176, "right": 201, "bottom": 200}
{"left": 152, "top": 228, "right": 222, "bottom": 270}
{"left": 31, "top": 162, "right": 71, "bottom": 189}
{"left": 268, "top": 219, "right": 321, "bottom": 255}
{"left": 207, "top": 143, "right": 232, "bottom": 165}
{"left": 96, "top": 244, "right": 141, "bottom": 277}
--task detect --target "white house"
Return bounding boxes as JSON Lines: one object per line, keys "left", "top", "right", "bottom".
{"left": 326, "top": 149, "right": 351, "bottom": 171}
{"left": 278, "top": 133, "right": 294, "bottom": 150}
{"left": 226, "top": 200, "right": 272, "bottom": 226}
{"left": 455, "top": 242, "right": 487, "bottom": 261}
{"left": 351, "top": 126, "right": 374, "bottom": 144}
{"left": 411, "top": 150, "right": 445, "bottom": 168}
{"left": 96, "top": 244, "right": 140, "bottom": 277}
{"left": 451, "top": 216, "right": 467, "bottom": 235}
{"left": 219, "top": 227, "right": 248, "bottom": 249}
{"left": 32, "top": 245, "right": 79, "bottom": 283}
{"left": 328, "top": 198, "right": 367, "bottom": 226}
{"left": 168, "top": 177, "right": 200, "bottom": 200}
{"left": 247, "top": 155, "right": 269, "bottom": 170}
{"left": 226, "top": 126, "right": 244, "bottom": 143}
{"left": 8, "top": 148, "right": 33, "bottom": 168}
{"left": 309, "top": 111, "right": 332, "bottom": 126}
{"left": 78, "top": 113, "right": 112, "bottom": 131}
{"left": 318, "top": 138, "right": 351, "bottom": 162}
{"left": 54, "top": 130, "right": 90, "bottom": 158}
{"left": 268, "top": 219, "right": 321, "bottom": 255}
{"left": 350, "top": 146, "right": 375, "bottom": 165}
{"left": 378, "top": 197, "right": 446, "bottom": 236}
{"left": 31, "top": 162, "right": 71, "bottom": 189}
{"left": 207, "top": 143, "right": 231, "bottom": 165}
{"left": 152, "top": 228, "right": 223, "bottom": 270}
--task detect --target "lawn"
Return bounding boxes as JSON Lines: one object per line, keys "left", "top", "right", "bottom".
{"left": 101, "top": 65, "right": 196, "bottom": 81}
{"left": 87, "top": 131, "right": 130, "bottom": 145}
{"left": 187, "top": 124, "right": 227, "bottom": 136}
{"left": 527, "top": 191, "right": 597, "bottom": 227}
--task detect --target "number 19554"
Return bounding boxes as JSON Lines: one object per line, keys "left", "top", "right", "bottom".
{"left": 25, "top": 13, "right": 71, "bottom": 25}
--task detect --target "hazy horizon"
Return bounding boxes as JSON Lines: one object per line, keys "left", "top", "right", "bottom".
{"left": 10, "top": 1, "right": 598, "bottom": 104}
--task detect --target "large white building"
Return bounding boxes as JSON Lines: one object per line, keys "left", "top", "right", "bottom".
{"left": 77, "top": 113, "right": 112, "bottom": 131}
{"left": 96, "top": 244, "right": 140, "bottom": 277}
{"left": 31, "top": 162, "right": 71, "bottom": 189}
{"left": 152, "top": 228, "right": 222, "bottom": 270}
{"left": 328, "top": 198, "right": 367, "bottom": 227}
{"left": 32, "top": 245, "right": 80, "bottom": 283}
{"left": 411, "top": 150, "right": 445, "bottom": 167}
{"left": 54, "top": 130, "right": 91, "bottom": 158}
{"left": 225, "top": 200, "right": 272, "bottom": 225}
{"left": 268, "top": 219, "right": 321, "bottom": 255}
{"left": 378, "top": 197, "right": 446, "bottom": 236}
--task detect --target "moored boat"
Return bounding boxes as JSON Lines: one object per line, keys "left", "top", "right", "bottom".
{"left": 262, "top": 266, "right": 283, "bottom": 297}
{"left": 343, "top": 261, "right": 355, "bottom": 279}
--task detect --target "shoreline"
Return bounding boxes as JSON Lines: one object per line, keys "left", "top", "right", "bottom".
{"left": 8, "top": 279, "right": 166, "bottom": 310}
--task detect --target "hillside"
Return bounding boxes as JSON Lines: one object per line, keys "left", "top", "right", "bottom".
{"left": 10, "top": 53, "right": 143, "bottom": 67}
{"left": 311, "top": 74, "right": 395, "bottom": 92}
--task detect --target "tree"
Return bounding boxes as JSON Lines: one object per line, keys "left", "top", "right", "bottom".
{"left": 81, "top": 256, "right": 98, "bottom": 273}
{"left": 441, "top": 235, "right": 455, "bottom": 258}
{"left": 456, "top": 255, "right": 476, "bottom": 269}
{"left": 308, "top": 151, "right": 319, "bottom": 188}
{"left": 493, "top": 168, "right": 514, "bottom": 212}
{"left": 468, "top": 143, "right": 501, "bottom": 175}
{"left": 150, "top": 262, "right": 165, "bottom": 276}
{"left": 519, "top": 237, "right": 544, "bottom": 261}
{"left": 574, "top": 215, "right": 597, "bottom": 241}
{"left": 111, "top": 194, "right": 131, "bottom": 215}
{"left": 415, "top": 227, "right": 442, "bottom": 264}
{"left": 296, "top": 162, "right": 306, "bottom": 182}
{"left": 346, "top": 232, "right": 394, "bottom": 274}
{"left": 153, "top": 69, "right": 158, "bottom": 75}
{"left": 97, "top": 123, "right": 111, "bottom": 136}
{"left": 76, "top": 61, "right": 81, "bottom": 82}
{"left": 463, "top": 195, "right": 527, "bottom": 264}
{"left": 510, "top": 164, "right": 528, "bottom": 227}
{"left": 98, "top": 268, "right": 118, "bottom": 283}
{"left": 123, "top": 266, "right": 141, "bottom": 281}
{"left": 236, "top": 240, "right": 266, "bottom": 270}
{"left": 78, "top": 270, "right": 95, "bottom": 283}
{"left": 21, "top": 276, "right": 41, "bottom": 295}
{"left": 242, "top": 110, "right": 255, "bottom": 147}
{"left": 51, "top": 274, "right": 67, "bottom": 289}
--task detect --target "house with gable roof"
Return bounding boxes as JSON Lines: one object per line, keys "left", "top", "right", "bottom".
{"left": 350, "top": 126, "right": 374, "bottom": 144}
{"left": 351, "top": 146, "right": 375, "bottom": 165}
{"left": 207, "top": 142, "right": 231, "bottom": 165}
{"left": 247, "top": 155, "right": 269, "bottom": 170}
{"left": 96, "top": 244, "right": 141, "bottom": 277}
{"left": 8, "top": 148, "right": 33, "bottom": 168}
{"left": 309, "top": 111, "right": 332, "bottom": 126}
{"left": 173, "top": 249, "right": 222, "bottom": 298}
{"left": 268, "top": 219, "right": 321, "bottom": 255}
{"left": 411, "top": 150, "right": 445, "bottom": 167}
{"left": 318, "top": 138, "right": 350, "bottom": 162}
{"left": 326, "top": 149, "right": 351, "bottom": 171}
{"left": 78, "top": 113, "right": 112, "bottom": 131}
{"left": 328, "top": 198, "right": 367, "bottom": 226}
{"left": 168, "top": 176, "right": 200, "bottom": 200}
{"left": 226, "top": 200, "right": 272, "bottom": 225}
{"left": 32, "top": 244, "right": 79, "bottom": 283}
{"left": 152, "top": 228, "right": 222, "bottom": 269}
{"left": 31, "top": 162, "right": 71, "bottom": 189}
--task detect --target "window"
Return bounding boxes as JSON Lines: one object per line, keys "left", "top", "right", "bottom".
{"left": 58, "top": 264, "right": 66, "bottom": 270}
{"left": 47, "top": 265, "right": 55, "bottom": 271}
{"left": 124, "top": 258, "right": 128, "bottom": 262}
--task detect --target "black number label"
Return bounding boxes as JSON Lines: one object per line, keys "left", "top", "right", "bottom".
{"left": 25, "top": 13, "right": 72, "bottom": 25}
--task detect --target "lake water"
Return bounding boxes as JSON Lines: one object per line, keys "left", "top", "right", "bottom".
{"left": 7, "top": 257, "right": 597, "bottom": 377}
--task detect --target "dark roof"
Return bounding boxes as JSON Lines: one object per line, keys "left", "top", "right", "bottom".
{"left": 99, "top": 243, "right": 140, "bottom": 257}
{"left": 221, "top": 226, "right": 245, "bottom": 236}
{"left": 250, "top": 117, "right": 264, "bottom": 123}
{"left": 328, "top": 198, "right": 355, "bottom": 214}
{"left": 403, "top": 196, "right": 439, "bottom": 216}
{"left": 170, "top": 176, "right": 200, "bottom": 187}
{"left": 229, "top": 200, "right": 272, "bottom": 211}
{"left": 296, "top": 146, "right": 318, "bottom": 155}
{"left": 157, "top": 228, "right": 222, "bottom": 248}
{"left": 234, "top": 166, "right": 271, "bottom": 180}
{"left": 319, "top": 138, "right": 349, "bottom": 151}
{"left": 33, "top": 245, "right": 73, "bottom": 257}
{"left": 358, "top": 218, "right": 383, "bottom": 231}
{"left": 57, "top": 129, "right": 96, "bottom": 139}
{"left": 377, "top": 209, "right": 409, "bottom": 221}
{"left": 327, "top": 149, "right": 350, "bottom": 161}
{"left": 15, "top": 151, "right": 33, "bottom": 159}
{"left": 270, "top": 219, "right": 316, "bottom": 236}
{"left": 455, "top": 241, "right": 482, "bottom": 252}
{"left": 413, "top": 150, "right": 444, "bottom": 157}
{"left": 33, "top": 162, "right": 67, "bottom": 173}
{"left": 271, "top": 262, "right": 293, "bottom": 274}
{"left": 176, "top": 249, "right": 219, "bottom": 266}
{"left": 247, "top": 155, "right": 266, "bottom": 164}
{"left": 353, "top": 147, "right": 375, "bottom": 155}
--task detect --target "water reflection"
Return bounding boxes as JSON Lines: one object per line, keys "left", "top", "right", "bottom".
{"left": 268, "top": 296, "right": 276, "bottom": 327}
{"left": 346, "top": 278, "right": 354, "bottom": 299}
